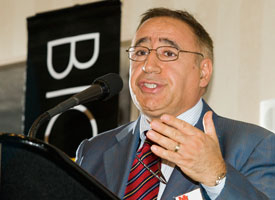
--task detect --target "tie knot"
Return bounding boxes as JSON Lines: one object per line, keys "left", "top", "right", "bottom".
{"left": 143, "top": 130, "right": 155, "bottom": 145}
{"left": 137, "top": 139, "right": 152, "bottom": 154}
{"left": 138, "top": 131, "right": 154, "bottom": 154}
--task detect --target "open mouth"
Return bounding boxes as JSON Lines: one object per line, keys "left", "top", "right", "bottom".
{"left": 138, "top": 80, "right": 164, "bottom": 94}
{"left": 144, "top": 82, "right": 157, "bottom": 89}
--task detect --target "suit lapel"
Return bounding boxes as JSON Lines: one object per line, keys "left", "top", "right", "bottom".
{"left": 103, "top": 118, "right": 141, "bottom": 198}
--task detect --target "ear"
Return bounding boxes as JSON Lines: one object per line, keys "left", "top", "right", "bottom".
{"left": 199, "top": 59, "right": 213, "bottom": 88}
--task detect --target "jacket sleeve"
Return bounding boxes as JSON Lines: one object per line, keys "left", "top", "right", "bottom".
{"left": 216, "top": 133, "right": 275, "bottom": 200}
{"left": 75, "top": 139, "right": 88, "bottom": 165}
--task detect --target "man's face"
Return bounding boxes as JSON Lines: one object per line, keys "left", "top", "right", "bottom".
{"left": 129, "top": 17, "right": 209, "bottom": 120}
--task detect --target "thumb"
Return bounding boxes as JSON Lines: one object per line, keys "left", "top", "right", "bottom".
{"left": 203, "top": 111, "right": 218, "bottom": 142}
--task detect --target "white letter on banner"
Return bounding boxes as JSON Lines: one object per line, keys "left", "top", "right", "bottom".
{"left": 47, "top": 32, "right": 100, "bottom": 80}
{"left": 45, "top": 87, "right": 99, "bottom": 140}
{"left": 44, "top": 104, "right": 98, "bottom": 142}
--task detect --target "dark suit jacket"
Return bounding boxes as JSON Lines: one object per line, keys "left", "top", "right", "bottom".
{"left": 76, "top": 101, "right": 275, "bottom": 199}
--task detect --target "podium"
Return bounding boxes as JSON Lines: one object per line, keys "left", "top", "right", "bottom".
{"left": 0, "top": 133, "right": 120, "bottom": 200}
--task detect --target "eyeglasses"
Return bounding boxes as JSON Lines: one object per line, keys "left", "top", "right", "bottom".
{"left": 135, "top": 138, "right": 167, "bottom": 184}
{"left": 126, "top": 46, "right": 204, "bottom": 62}
{"left": 135, "top": 154, "right": 167, "bottom": 184}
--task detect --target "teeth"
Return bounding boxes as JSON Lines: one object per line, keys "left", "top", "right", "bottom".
{"left": 144, "top": 83, "right": 157, "bottom": 88}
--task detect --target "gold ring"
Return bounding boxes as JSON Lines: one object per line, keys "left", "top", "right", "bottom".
{"left": 174, "top": 143, "right": 180, "bottom": 152}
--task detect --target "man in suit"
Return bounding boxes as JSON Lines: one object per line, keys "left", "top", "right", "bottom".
{"left": 76, "top": 8, "right": 275, "bottom": 199}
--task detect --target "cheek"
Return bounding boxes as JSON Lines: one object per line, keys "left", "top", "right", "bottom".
{"left": 129, "top": 70, "right": 136, "bottom": 91}
{"left": 166, "top": 69, "right": 184, "bottom": 89}
{"left": 129, "top": 64, "right": 141, "bottom": 89}
{"left": 168, "top": 68, "right": 199, "bottom": 95}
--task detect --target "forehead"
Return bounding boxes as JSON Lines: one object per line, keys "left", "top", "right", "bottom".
{"left": 132, "top": 17, "right": 197, "bottom": 48}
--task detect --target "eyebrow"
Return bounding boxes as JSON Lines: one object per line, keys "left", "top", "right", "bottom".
{"left": 134, "top": 37, "right": 149, "bottom": 46}
{"left": 134, "top": 37, "right": 180, "bottom": 49}
{"left": 159, "top": 38, "right": 180, "bottom": 49}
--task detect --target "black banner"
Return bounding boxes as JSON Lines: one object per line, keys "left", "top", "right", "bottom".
{"left": 24, "top": 1, "right": 121, "bottom": 157}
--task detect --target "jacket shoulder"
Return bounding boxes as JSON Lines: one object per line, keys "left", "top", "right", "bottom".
{"left": 214, "top": 115, "right": 274, "bottom": 169}
{"left": 78, "top": 121, "right": 136, "bottom": 156}
{"left": 216, "top": 115, "right": 273, "bottom": 140}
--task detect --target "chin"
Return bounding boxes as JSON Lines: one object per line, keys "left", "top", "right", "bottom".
{"left": 141, "top": 108, "right": 164, "bottom": 120}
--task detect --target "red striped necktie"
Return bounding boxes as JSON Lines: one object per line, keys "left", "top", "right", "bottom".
{"left": 123, "top": 139, "right": 161, "bottom": 200}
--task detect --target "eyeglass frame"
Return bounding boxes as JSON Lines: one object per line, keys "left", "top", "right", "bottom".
{"left": 135, "top": 154, "right": 167, "bottom": 184}
{"left": 126, "top": 46, "right": 204, "bottom": 62}
{"left": 135, "top": 138, "right": 167, "bottom": 184}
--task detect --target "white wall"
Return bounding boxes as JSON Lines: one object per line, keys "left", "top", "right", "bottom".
{"left": 1, "top": 0, "right": 275, "bottom": 127}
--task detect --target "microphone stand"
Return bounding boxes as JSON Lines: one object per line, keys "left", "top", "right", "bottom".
{"left": 27, "top": 73, "right": 122, "bottom": 139}
{"left": 27, "top": 97, "right": 79, "bottom": 138}
{"left": 28, "top": 112, "right": 50, "bottom": 138}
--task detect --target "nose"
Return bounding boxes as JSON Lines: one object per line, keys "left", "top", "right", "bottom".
{"left": 142, "top": 50, "right": 161, "bottom": 74}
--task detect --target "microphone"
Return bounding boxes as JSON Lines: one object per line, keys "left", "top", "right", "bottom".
{"left": 27, "top": 73, "right": 123, "bottom": 138}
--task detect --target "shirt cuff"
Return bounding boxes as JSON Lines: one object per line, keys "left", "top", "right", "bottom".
{"left": 201, "top": 177, "right": 226, "bottom": 200}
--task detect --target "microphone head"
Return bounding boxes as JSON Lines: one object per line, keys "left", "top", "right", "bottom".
{"left": 93, "top": 73, "right": 123, "bottom": 100}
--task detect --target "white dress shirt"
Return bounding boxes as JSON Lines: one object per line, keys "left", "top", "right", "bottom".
{"left": 138, "top": 98, "right": 225, "bottom": 200}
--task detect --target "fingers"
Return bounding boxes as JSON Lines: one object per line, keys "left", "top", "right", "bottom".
{"left": 147, "top": 129, "right": 180, "bottom": 152}
{"left": 149, "top": 118, "right": 184, "bottom": 142}
{"left": 148, "top": 111, "right": 225, "bottom": 185}
{"left": 203, "top": 111, "right": 219, "bottom": 143}
{"left": 203, "top": 111, "right": 213, "bottom": 134}
{"left": 150, "top": 143, "right": 183, "bottom": 164}
{"left": 147, "top": 113, "right": 202, "bottom": 152}
{"left": 147, "top": 111, "right": 218, "bottom": 160}
{"left": 160, "top": 114, "right": 201, "bottom": 136}
{"left": 150, "top": 115, "right": 199, "bottom": 140}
